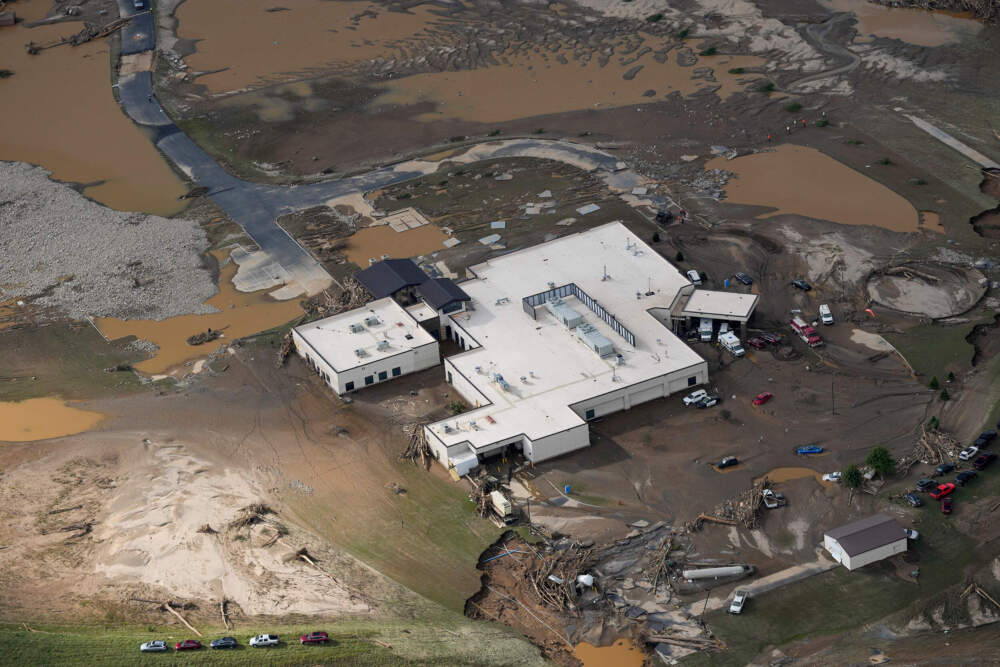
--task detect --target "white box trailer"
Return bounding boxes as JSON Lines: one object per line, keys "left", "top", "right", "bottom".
{"left": 699, "top": 318, "right": 713, "bottom": 341}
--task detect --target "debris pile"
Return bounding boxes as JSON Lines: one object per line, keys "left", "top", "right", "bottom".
{"left": 399, "top": 420, "right": 433, "bottom": 468}
{"left": 186, "top": 328, "right": 222, "bottom": 346}
{"left": 899, "top": 426, "right": 959, "bottom": 473}
{"left": 686, "top": 477, "right": 769, "bottom": 532}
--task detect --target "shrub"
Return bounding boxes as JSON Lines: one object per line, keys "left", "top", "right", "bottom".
{"left": 878, "top": 157, "right": 893, "bottom": 165}
{"left": 866, "top": 446, "right": 895, "bottom": 478}
{"left": 676, "top": 27, "right": 690, "bottom": 38}
{"left": 929, "top": 376, "right": 940, "bottom": 390}
{"left": 785, "top": 102, "right": 802, "bottom": 112}
{"left": 947, "top": 371, "right": 955, "bottom": 382}
{"left": 699, "top": 271, "right": 708, "bottom": 283}
{"left": 449, "top": 401, "right": 467, "bottom": 415}
{"left": 533, "top": 127, "right": 546, "bottom": 134}
{"left": 940, "top": 388, "right": 950, "bottom": 401}
{"left": 646, "top": 12, "right": 664, "bottom": 22}
{"left": 909, "top": 177, "right": 927, "bottom": 185}
{"left": 488, "top": 129, "right": 502, "bottom": 137}
{"left": 675, "top": 251, "right": 684, "bottom": 262}
{"left": 927, "top": 416, "right": 940, "bottom": 430}
{"left": 846, "top": 139, "right": 864, "bottom": 145}
{"left": 757, "top": 81, "right": 775, "bottom": 93}
{"left": 652, "top": 232, "right": 661, "bottom": 243}
{"left": 814, "top": 119, "right": 829, "bottom": 127}
{"left": 728, "top": 67, "right": 745, "bottom": 74}
{"left": 699, "top": 47, "right": 718, "bottom": 56}
{"left": 448, "top": 135, "right": 466, "bottom": 142}
{"left": 843, "top": 464, "right": 863, "bottom": 488}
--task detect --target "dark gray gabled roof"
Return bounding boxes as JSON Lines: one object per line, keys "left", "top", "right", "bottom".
{"left": 417, "top": 278, "right": 471, "bottom": 310}
{"left": 354, "top": 259, "right": 429, "bottom": 298}
{"left": 825, "top": 514, "right": 904, "bottom": 556}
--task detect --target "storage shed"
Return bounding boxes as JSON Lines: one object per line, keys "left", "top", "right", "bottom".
{"left": 823, "top": 514, "right": 907, "bottom": 571}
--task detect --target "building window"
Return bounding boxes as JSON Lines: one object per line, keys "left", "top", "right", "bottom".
{"left": 345, "top": 381, "right": 355, "bottom": 392}
{"left": 441, "top": 301, "right": 464, "bottom": 314}
{"left": 378, "top": 370, "right": 388, "bottom": 381}
{"left": 365, "top": 375, "right": 374, "bottom": 385}
{"left": 392, "top": 367, "right": 401, "bottom": 377}
{"left": 585, "top": 409, "right": 595, "bottom": 420}
{"left": 447, "top": 371, "right": 453, "bottom": 384}
{"left": 688, "top": 376, "right": 697, "bottom": 386}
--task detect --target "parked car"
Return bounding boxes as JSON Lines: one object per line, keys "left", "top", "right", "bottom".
{"left": 935, "top": 462, "right": 956, "bottom": 476}
{"left": 956, "top": 471, "right": 977, "bottom": 486}
{"left": 760, "top": 332, "right": 783, "bottom": 345}
{"left": 929, "top": 483, "right": 956, "bottom": 500}
{"left": 300, "top": 631, "right": 329, "bottom": 645}
{"left": 818, "top": 304, "right": 834, "bottom": 325}
{"left": 822, "top": 472, "right": 841, "bottom": 482}
{"left": 210, "top": 637, "right": 238, "bottom": 649}
{"left": 973, "top": 452, "right": 997, "bottom": 470}
{"left": 904, "top": 493, "right": 923, "bottom": 507}
{"left": 729, "top": 589, "right": 749, "bottom": 614}
{"left": 942, "top": 496, "right": 953, "bottom": 514}
{"left": 752, "top": 391, "right": 773, "bottom": 406}
{"left": 916, "top": 478, "right": 937, "bottom": 492}
{"left": 979, "top": 429, "right": 997, "bottom": 444}
{"left": 762, "top": 489, "right": 786, "bottom": 509}
{"left": 133, "top": 0, "right": 144, "bottom": 9}
{"left": 959, "top": 445, "right": 979, "bottom": 461}
{"left": 683, "top": 389, "right": 708, "bottom": 406}
{"left": 175, "top": 640, "right": 201, "bottom": 651}
{"left": 697, "top": 395, "right": 720, "bottom": 408}
{"left": 139, "top": 641, "right": 168, "bottom": 653}
{"left": 796, "top": 445, "right": 823, "bottom": 455}
{"left": 717, "top": 456, "right": 739, "bottom": 469}
{"left": 249, "top": 635, "right": 280, "bottom": 648}
{"left": 791, "top": 279, "right": 812, "bottom": 291}
{"left": 686, "top": 269, "right": 703, "bottom": 286}
{"left": 903, "top": 528, "right": 919, "bottom": 540}
{"left": 747, "top": 337, "right": 766, "bottom": 350}
{"left": 734, "top": 272, "right": 753, "bottom": 285}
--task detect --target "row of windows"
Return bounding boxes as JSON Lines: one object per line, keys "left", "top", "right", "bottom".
{"left": 344, "top": 367, "right": 401, "bottom": 392}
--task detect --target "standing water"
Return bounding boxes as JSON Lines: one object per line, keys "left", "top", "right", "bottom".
{"left": 0, "top": 397, "right": 105, "bottom": 442}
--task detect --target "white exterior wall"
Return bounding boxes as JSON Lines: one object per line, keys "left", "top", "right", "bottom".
{"left": 571, "top": 362, "right": 708, "bottom": 419}
{"left": 824, "top": 535, "right": 907, "bottom": 570}
{"left": 524, "top": 423, "right": 590, "bottom": 463}
{"left": 293, "top": 330, "right": 439, "bottom": 395}
{"left": 444, "top": 358, "right": 490, "bottom": 408}
{"left": 445, "top": 316, "right": 481, "bottom": 351}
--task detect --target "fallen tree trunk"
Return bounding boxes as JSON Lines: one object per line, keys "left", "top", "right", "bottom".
{"left": 164, "top": 601, "right": 201, "bottom": 637}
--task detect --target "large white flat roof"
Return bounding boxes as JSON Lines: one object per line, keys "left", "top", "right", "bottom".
{"left": 430, "top": 221, "right": 706, "bottom": 450}
{"left": 681, "top": 289, "right": 758, "bottom": 321}
{"left": 295, "top": 297, "right": 435, "bottom": 371}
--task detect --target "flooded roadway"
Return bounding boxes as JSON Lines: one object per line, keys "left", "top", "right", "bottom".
{"left": 708, "top": 144, "right": 920, "bottom": 233}
{"left": 0, "top": 13, "right": 189, "bottom": 216}
{"left": 95, "top": 251, "right": 303, "bottom": 375}
{"left": 0, "top": 397, "right": 105, "bottom": 442}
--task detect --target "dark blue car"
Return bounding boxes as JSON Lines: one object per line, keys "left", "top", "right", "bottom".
{"left": 210, "top": 637, "right": 238, "bottom": 649}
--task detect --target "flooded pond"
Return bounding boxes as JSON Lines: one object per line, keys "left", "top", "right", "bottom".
{"left": 573, "top": 639, "right": 644, "bottom": 667}
{"left": 708, "top": 144, "right": 920, "bottom": 233}
{"left": 376, "top": 46, "right": 764, "bottom": 123}
{"left": 95, "top": 251, "right": 303, "bottom": 374}
{"left": 0, "top": 18, "right": 189, "bottom": 215}
{"left": 823, "top": 0, "right": 982, "bottom": 47}
{"left": 341, "top": 224, "right": 449, "bottom": 266}
{"left": 176, "top": 0, "right": 444, "bottom": 93}
{"left": 0, "top": 397, "right": 105, "bottom": 442}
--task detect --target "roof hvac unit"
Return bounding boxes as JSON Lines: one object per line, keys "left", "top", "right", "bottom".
{"left": 577, "top": 324, "right": 615, "bottom": 358}
{"left": 354, "top": 348, "right": 367, "bottom": 358}
{"left": 364, "top": 315, "right": 380, "bottom": 327}
{"left": 544, "top": 297, "right": 583, "bottom": 329}
{"left": 493, "top": 373, "right": 511, "bottom": 392}
{"left": 349, "top": 323, "right": 365, "bottom": 333}
{"left": 376, "top": 340, "right": 390, "bottom": 352}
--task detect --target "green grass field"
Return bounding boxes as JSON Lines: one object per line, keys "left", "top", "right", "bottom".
{"left": 885, "top": 316, "right": 992, "bottom": 381}
{"left": 0, "top": 617, "right": 545, "bottom": 666}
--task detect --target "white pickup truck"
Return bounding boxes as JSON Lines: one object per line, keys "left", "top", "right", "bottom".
{"left": 249, "top": 634, "right": 280, "bottom": 648}
{"left": 730, "top": 589, "right": 749, "bottom": 614}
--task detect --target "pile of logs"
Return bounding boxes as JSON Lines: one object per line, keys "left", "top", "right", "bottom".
{"left": 399, "top": 420, "right": 432, "bottom": 469}
{"left": 899, "top": 426, "right": 959, "bottom": 474}
{"left": 684, "top": 478, "right": 768, "bottom": 532}
{"left": 26, "top": 16, "right": 132, "bottom": 54}
{"left": 276, "top": 331, "right": 293, "bottom": 367}
{"left": 187, "top": 328, "right": 222, "bottom": 346}
{"left": 526, "top": 543, "right": 595, "bottom": 613}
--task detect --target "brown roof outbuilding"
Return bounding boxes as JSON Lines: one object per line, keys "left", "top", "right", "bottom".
{"left": 825, "top": 514, "right": 905, "bottom": 556}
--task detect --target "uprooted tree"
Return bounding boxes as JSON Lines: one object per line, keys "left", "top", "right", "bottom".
{"left": 866, "top": 446, "right": 895, "bottom": 478}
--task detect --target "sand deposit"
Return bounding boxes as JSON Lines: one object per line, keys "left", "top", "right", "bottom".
{"left": 0, "top": 162, "right": 216, "bottom": 321}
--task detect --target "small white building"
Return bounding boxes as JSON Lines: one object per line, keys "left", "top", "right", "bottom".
{"left": 292, "top": 298, "right": 439, "bottom": 395}
{"left": 823, "top": 514, "right": 907, "bottom": 571}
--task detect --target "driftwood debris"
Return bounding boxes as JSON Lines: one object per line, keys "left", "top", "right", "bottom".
{"left": 220, "top": 599, "right": 232, "bottom": 631}
{"left": 400, "top": 420, "right": 433, "bottom": 469}
{"left": 276, "top": 331, "right": 293, "bottom": 367}
{"left": 164, "top": 601, "right": 201, "bottom": 637}
{"left": 26, "top": 16, "right": 132, "bottom": 54}
{"left": 47, "top": 504, "right": 83, "bottom": 515}
{"left": 187, "top": 328, "right": 223, "bottom": 346}
{"left": 685, "top": 479, "right": 768, "bottom": 532}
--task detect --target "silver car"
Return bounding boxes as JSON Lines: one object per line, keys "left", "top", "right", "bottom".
{"left": 139, "top": 640, "right": 167, "bottom": 652}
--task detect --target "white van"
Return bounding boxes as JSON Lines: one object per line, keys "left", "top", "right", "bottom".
{"left": 686, "top": 269, "right": 702, "bottom": 286}
{"left": 819, "top": 304, "right": 834, "bottom": 325}
{"left": 699, "top": 318, "right": 713, "bottom": 342}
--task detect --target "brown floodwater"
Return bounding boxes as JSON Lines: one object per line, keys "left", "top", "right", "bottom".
{"left": 707, "top": 144, "right": 919, "bottom": 232}
{"left": 95, "top": 252, "right": 303, "bottom": 374}
{"left": 0, "top": 14, "right": 189, "bottom": 215}
{"left": 177, "top": 0, "right": 444, "bottom": 93}
{"left": 376, "top": 45, "right": 764, "bottom": 123}
{"left": 0, "top": 397, "right": 105, "bottom": 442}
{"left": 342, "top": 224, "right": 449, "bottom": 266}
{"left": 573, "top": 639, "right": 644, "bottom": 667}
{"left": 920, "top": 210, "right": 943, "bottom": 231}
{"left": 757, "top": 466, "right": 835, "bottom": 488}
{"left": 823, "top": 0, "right": 982, "bottom": 47}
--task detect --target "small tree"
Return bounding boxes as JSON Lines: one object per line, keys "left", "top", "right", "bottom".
{"left": 843, "top": 464, "right": 863, "bottom": 489}
{"left": 449, "top": 401, "right": 467, "bottom": 415}
{"left": 929, "top": 376, "right": 939, "bottom": 390}
{"left": 652, "top": 231, "right": 661, "bottom": 243}
{"left": 947, "top": 371, "right": 956, "bottom": 383}
{"left": 866, "top": 446, "right": 895, "bottom": 478}
{"left": 940, "top": 388, "right": 950, "bottom": 401}
{"left": 927, "top": 416, "right": 940, "bottom": 431}
{"left": 675, "top": 251, "right": 684, "bottom": 262}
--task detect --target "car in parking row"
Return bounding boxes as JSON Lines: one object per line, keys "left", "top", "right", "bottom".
{"left": 973, "top": 452, "right": 997, "bottom": 470}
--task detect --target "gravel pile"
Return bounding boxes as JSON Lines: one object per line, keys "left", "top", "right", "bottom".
{"left": 0, "top": 162, "right": 218, "bottom": 321}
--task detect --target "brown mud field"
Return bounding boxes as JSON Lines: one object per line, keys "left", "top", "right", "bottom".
{"left": 0, "top": 397, "right": 105, "bottom": 443}
{"left": 341, "top": 223, "right": 449, "bottom": 266}
{"left": 822, "top": 0, "right": 983, "bottom": 46}
{"left": 0, "top": 16, "right": 188, "bottom": 215}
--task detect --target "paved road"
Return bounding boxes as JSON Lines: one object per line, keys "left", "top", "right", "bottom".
{"left": 906, "top": 115, "right": 1000, "bottom": 170}
{"left": 112, "top": 3, "right": 632, "bottom": 296}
